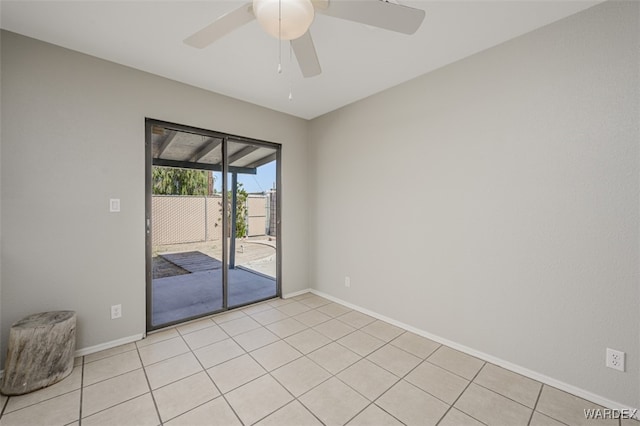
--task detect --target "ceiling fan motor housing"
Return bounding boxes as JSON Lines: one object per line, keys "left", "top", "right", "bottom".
{"left": 253, "top": 0, "right": 315, "bottom": 40}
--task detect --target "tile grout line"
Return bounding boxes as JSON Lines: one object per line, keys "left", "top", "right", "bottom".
{"left": 83, "top": 346, "right": 138, "bottom": 365}
{"left": 356, "top": 330, "right": 437, "bottom": 426}
{"left": 470, "top": 377, "right": 540, "bottom": 413}
{"left": 1, "top": 369, "right": 86, "bottom": 418}
{"left": 220, "top": 302, "right": 361, "bottom": 424}
{"left": 299, "top": 359, "right": 373, "bottom": 424}
{"left": 397, "top": 345, "right": 550, "bottom": 422}
{"left": 180, "top": 329, "right": 225, "bottom": 402}
{"left": 80, "top": 385, "right": 160, "bottom": 422}
{"left": 527, "top": 384, "right": 544, "bottom": 426}
{"left": 252, "top": 371, "right": 319, "bottom": 425}
{"left": 459, "top": 372, "right": 545, "bottom": 425}
{"left": 338, "top": 372, "right": 403, "bottom": 425}
{"left": 435, "top": 358, "right": 488, "bottom": 426}
{"left": 526, "top": 385, "right": 572, "bottom": 426}
{"left": 463, "top": 361, "right": 556, "bottom": 423}
{"left": 81, "top": 365, "right": 145, "bottom": 390}
{"left": 331, "top": 325, "right": 466, "bottom": 425}
{"left": 0, "top": 393, "right": 8, "bottom": 419}
{"left": 78, "top": 357, "right": 85, "bottom": 426}
{"left": 363, "top": 334, "right": 443, "bottom": 426}
{"left": 179, "top": 328, "right": 246, "bottom": 426}
{"left": 422, "top": 348, "right": 479, "bottom": 382}
{"left": 294, "top": 328, "right": 419, "bottom": 425}
{"left": 135, "top": 341, "right": 165, "bottom": 425}
{"left": 174, "top": 318, "right": 217, "bottom": 337}
{"left": 341, "top": 331, "right": 429, "bottom": 376}
{"left": 269, "top": 381, "right": 327, "bottom": 426}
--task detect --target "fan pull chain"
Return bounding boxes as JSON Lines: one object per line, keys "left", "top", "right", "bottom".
{"left": 277, "top": 0, "right": 282, "bottom": 74}
{"left": 288, "top": 43, "right": 293, "bottom": 101}
{"left": 276, "top": 0, "right": 292, "bottom": 101}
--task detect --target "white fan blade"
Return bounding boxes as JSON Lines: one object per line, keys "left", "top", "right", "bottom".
{"left": 184, "top": 3, "right": 255, "bottom": 48}
{"left": 319, "top": 0, "right": 425, "bottom": 35}
{"left": 291, "top": 31, "right": 322, "bottom": 78}
{"left": 312, "top": 0, "right": 329, "bottom": 10}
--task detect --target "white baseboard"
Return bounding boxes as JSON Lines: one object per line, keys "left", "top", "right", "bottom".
{"left": 310, "top": 289, "right": 638, "bottom": 416}
{"left": 283, "top": 288, "right": 312, "bottom": 299}
{"left": 74, "top": 333, "right": 145, "bottom": 357}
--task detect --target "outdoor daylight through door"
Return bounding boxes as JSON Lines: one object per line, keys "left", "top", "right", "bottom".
{"left": 145, "top": 119, "right": 281, "bottom": 331}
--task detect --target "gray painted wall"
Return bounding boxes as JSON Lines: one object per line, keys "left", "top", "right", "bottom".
{"left": 308, "top": 1, "right": 638, "bottom": 408}
{"left": 0, "top": 30, "right": 309, "bottom": 356}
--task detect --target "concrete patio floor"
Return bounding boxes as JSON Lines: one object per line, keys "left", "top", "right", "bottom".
{"left": 151, "top": 267, "right": 276, "bottom": 326}
{"left": 151, "top": 244, "right": 277, "bottom": 326}
{"left": 153, "top": 238, "right": 276, "bottom": 278}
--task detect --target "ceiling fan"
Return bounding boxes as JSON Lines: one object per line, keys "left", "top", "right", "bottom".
{"left": 184, "top": 0, "right": 426, "bottom": 78}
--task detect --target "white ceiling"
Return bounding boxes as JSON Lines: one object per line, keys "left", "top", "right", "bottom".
{"left": 1, "top": 0, "right": 602, "bottom": 119}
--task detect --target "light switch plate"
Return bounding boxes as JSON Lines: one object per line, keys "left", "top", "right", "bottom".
{"left": 110, "top": 198, "right": 121, "bottom": 212}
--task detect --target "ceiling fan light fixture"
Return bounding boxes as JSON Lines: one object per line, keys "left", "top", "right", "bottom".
{"left": 253, "top": 0, "right": 315, "bottom": 40}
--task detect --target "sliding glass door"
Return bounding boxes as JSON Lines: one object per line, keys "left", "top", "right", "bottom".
{"left": 224, "top": 139, "right": 279, "bottom": 308}
{"left": 145, "top": 119, "right": 280, "bottom": 331}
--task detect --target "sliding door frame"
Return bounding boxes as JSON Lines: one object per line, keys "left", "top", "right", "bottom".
{"left": 145, "top": 118, "right": 282, "bottom": 332}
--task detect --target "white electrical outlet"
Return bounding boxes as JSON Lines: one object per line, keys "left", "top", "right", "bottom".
{"left": 606, "top": 348, "right": 625, "bottom": 372}
{"left": 111, "top": 304, "right": 122, "bottom": 319}
{"left": 345, "top": 276, "right": 351, "bottom": 288}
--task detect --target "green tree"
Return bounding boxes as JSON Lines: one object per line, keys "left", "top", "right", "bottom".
{"left": 232, "top": 183, "right": 249, "bottom": 238}
{"left": 218, "top": 182, "right": 249, "bottom": 238}
{"left": 152, "top": 167, "right": 209, "bottom": 195}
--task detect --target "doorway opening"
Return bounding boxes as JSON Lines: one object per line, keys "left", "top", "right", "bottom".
{"left": 145, "top": 119, "right": 281, "bottom": 331}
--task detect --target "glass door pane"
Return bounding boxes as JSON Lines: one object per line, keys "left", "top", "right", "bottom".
{"left": 148, "top": 126, "right": 224, "bottom": 328}
{"left": 225, "top": 139, "right": 278, "bottom": 308}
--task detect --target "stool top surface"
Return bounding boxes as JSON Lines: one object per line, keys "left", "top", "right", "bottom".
{"left": 13, "top": 311, "right": 76, "bottom": 328}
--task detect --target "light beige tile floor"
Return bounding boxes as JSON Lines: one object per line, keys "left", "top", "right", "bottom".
{"left": 0, "top": 292, "right": 637, "bottom": 426}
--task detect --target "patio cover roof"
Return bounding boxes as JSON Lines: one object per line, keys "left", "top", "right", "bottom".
{"left": 150, "top": 125, "right": 276, "bottom": 175}
{"left": 149, "top": 121, "right": 278, "bottom": 270}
